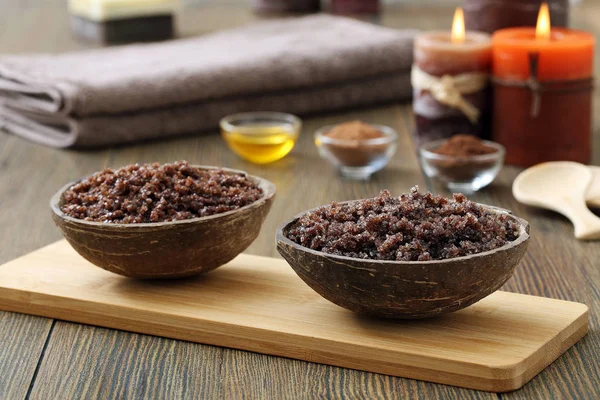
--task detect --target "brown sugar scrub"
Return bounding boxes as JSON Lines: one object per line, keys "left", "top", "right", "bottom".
{"left": 61, "top": 161, "right": 263, "bottom": 223}
{"left": 285, "top": 187, "right": 519, "bottom": 261}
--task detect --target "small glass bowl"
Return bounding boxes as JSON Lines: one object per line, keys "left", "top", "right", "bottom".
{"left": 419, "top": 139, "right": 505, "bottom": 193}
{"left": 220, "top": 112, "right": 301, "bottom": 164}
{"left": 314, "top": 124, "right": 398, "bottom": 180}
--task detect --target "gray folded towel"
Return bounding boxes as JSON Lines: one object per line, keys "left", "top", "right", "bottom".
{"left": 0, "top": 15, "right": 416, "bottom": 148}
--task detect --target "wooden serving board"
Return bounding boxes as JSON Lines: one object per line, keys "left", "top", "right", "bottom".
{"left": 0, "top": 241, "right": 588, "bottom": 392}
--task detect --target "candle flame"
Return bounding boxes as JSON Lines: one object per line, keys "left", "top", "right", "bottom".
{"left": 536, "top": 2, "right": 551, "bottom": 40}
{"left": 451, "top": 7, "right": 465, "bottom": 44}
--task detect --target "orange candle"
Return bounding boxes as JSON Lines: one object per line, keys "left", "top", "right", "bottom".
{"left": 493, "top": 29, "right": 594, "bottom": 81}
{"left": 491, "top": 3, "right": 595, "bottom": 167}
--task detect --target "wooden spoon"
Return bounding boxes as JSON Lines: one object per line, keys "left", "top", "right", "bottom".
{"left": 513, "top": 161, "right": 600, "bottom": 240}
{"left": 586, "top": 166, "right": 600, "bottom": 208}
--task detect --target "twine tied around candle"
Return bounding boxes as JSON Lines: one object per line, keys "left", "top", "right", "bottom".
{"left": 492, "top": 52, "right": 594, "bottom": 118}
{"left": 411, "top": 65, "right": 488, "bottom": 124}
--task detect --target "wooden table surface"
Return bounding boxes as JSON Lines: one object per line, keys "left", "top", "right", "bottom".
{"left": 1, "top": 1, "right": 599, "bottom": 399}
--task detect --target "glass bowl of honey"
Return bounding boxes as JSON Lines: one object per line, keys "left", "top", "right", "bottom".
{"left": 220, "top": 112, "right": 301, "bottom": 164}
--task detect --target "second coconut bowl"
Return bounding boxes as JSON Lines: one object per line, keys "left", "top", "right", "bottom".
{"left": 276, "top": 203, "right": 529, "bottom": 319}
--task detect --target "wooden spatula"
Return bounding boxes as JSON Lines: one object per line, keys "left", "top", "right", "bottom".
{"left": 513, "top": 162, "right": 600, "bottom": 240}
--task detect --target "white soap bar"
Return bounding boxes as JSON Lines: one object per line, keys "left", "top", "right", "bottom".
{"left": 69, "top": 0, "right": 178, "bottom": 21}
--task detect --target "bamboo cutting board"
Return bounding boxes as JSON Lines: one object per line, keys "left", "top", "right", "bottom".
{"left": 0, "top": 241, "right": 588, "bottom": 392}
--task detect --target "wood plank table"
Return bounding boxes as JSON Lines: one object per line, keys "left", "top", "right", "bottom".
{"left": 1, "top": 1, "right": 599, "bottom": 399}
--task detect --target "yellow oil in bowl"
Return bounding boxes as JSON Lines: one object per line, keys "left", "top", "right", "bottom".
{"left": 220, "top": 112, "right": 301, "bottom": 164}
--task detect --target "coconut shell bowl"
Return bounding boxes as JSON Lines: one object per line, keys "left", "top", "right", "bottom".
{"left": 51, "top": 166, "right": 275, "bottom": 279}
{"left": 276, "top": 204, "right": 529, "bottom": 319}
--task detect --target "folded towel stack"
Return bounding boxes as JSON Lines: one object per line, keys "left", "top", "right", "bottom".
{"left": 0, "top": 15, "right": 416, "bottom": 148}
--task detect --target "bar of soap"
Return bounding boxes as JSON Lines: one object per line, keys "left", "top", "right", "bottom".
{"left": 69, "top": 0, "right": 178, "bottom": 21}
{"left": 68, "top": 0, "right": 178, "bottom": 44}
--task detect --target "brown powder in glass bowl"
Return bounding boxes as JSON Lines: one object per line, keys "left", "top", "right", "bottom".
{"left": 433, "top": 134, "right": 497, "bottom": 157}
{"left": 426, "top": 135, "right": 501, "bottom": 182}
{"left": 320, "top": 121, "right": 390, "bottom": 167}
{"left": 285, "top": 187, "right": 519, "bottom": 261}
{"left": 325, "top": 120, "right": 386, "bottom": 141}
{"left": 60, "top": 161, "right": 263, "bottom": 223}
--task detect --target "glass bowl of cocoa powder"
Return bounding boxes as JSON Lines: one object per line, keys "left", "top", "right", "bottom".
{"left": 315, "top": 121, "right": 397, "bottom": 180}
{"left": 419, "top": 135, "right": 505, "bottom": 193}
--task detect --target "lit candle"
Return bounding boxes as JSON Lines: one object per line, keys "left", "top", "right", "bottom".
{"left": 492, "top": 3, "right": 595, "bottom": 167}
{"left": 412, "top": 8, "right": 492, "bottom": 144}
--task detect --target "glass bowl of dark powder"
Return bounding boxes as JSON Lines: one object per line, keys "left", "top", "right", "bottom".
{"left": 276, "top": 187, "right": 529, "bottom": 319}
{"left": 51, "top": 161, "right": 276, "bottom": 279}
{"left": 420, "top": 135, "right": 505, "bottom": 194}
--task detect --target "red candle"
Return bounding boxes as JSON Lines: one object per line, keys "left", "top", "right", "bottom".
{"left": 491, "top": 3, "right": 595, "bottom": 167}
